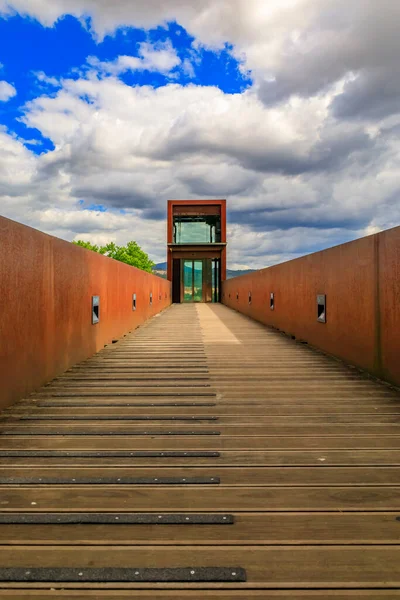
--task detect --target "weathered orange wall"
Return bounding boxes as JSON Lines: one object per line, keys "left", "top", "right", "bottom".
{"left": 222, "top": 226, "right": 400, "bottom": 386}
{"left": 0, "top": 216, "right": 171, "bottom": 410}
{"left": 379, "top": 227, "right": 400, "bottom": 384}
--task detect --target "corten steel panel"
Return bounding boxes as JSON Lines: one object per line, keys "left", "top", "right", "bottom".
{"left": 172, "top": 205, "right": 221, "bottom": 216}
{"left": 168, "top": 250, "right": 226, "bottom": 260}
{"left": 379, "top": 227, "right": 400, "bottom": 385}
{"left": 167, "top": 200, "right": 226, "bottom": 282}
{"left": 0, "top": 216, "right": 172, "bottom": 410}
{"left": 222, "top": 226, "right": 400, "bottom": 386}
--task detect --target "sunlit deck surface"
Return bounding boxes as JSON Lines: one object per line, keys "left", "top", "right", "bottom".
{"left": 0, "top": 303, "right": 400, "bottom": 598}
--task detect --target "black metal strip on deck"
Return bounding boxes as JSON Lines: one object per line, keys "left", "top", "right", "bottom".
{"left": 77, "top": 367, "right": 209, "bottom": 370}
{"left": 37, "top": 402, "right": 217, "bottom": 407}
{"left": 0, "top": 567, "right": 247, "bottom": 582}
{"left": 21, "top": 416, "right": 219, "bottom": 421}
{"left": 0, "top": 513, "right": 234, "bottom": 524}
{"left": 0, "top": 429, "right": 221, "bottom": 436}
{"left": 0, "top": 476, "right": 220, "bottom": 485}
{"left": 47, "top": 383, "right": 212, "bottom": 389}
{"left": 0, "top": 451, "right": 220, "bottom": 458}
{"left": 53, "top": 385, "right": 212, "bottom": 389}
{"left": 61, "top": 377, "right": 211, "bottom": 382}
{"left": 36, "top": 392, "right": 217, "bottom": 397}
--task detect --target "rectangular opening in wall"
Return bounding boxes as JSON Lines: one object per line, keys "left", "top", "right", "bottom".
{"left": 92, "top": 296, "right": 100, "bottom": 325}
{"left": 150, "top": 292, "right": 153, "bottom": 306}
{"left": 270, "top": 292, "right": 275, "bottom": 310}
{"left": 133, "top": 294, "right": 136, "bottom": 311}
{"left": 317, "top": 294, "right": 326, "bottom": 323}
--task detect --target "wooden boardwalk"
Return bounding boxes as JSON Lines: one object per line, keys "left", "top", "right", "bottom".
{"left": 0, "top": 303, "right": 400, "bottom": 598}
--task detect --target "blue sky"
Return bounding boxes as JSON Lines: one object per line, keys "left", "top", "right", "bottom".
{"left": 0, "top": 15, "right": 250, "bottom": 154}
{"left": 0, "top": 1, "right": 398, "bottom": 268}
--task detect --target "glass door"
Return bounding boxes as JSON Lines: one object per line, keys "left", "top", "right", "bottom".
{"left": 193, "top": 261, "right": 203, "bottom": 302}
{"left": 212, "top": 258, "right": 220, "bottom": 303}
{"left": 183, "top": 260, "right": 194, "bottom": 302}
{"left": 182, "top": 260, "right": 204, "bottom": 302}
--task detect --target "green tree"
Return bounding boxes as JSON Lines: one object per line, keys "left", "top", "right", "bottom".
{"left": 73, "top": 240, "right": 101, "bottom": 253}
{"left": 72, "top": 240, "right": 155, "bottom": 273}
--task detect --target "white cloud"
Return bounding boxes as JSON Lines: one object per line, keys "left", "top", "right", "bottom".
{"left": 34, "top": 71, "right": 62, "bottom": 87}
{"left": 0, "top": 0, "right": 399, "bottom": 267}
{"left": 0, "top": 80, "right": 16, "bottom": 101}
{"left": 88, "top": 41, "right": 181, "bottom": 76}
{"left": 0, "top": 67, "right": 395, "bottom": 266}
{"left": 2, "top": 0, "right": 400, "bottom": 116}
{"left": 181, "top": 58, "right": 195, "bottom": 79}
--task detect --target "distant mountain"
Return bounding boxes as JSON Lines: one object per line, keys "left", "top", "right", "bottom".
{"left": 226, "top": 268, "right": 255, "bottom": 279}
{"left": 153, "top": 262, "right": 254, "bottom": 280}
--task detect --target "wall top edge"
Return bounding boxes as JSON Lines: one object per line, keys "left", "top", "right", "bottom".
{"left": 224, "top": 224, "right": 400, "bottom": 283}
{"left": 167, "top": 199, "right": 226, "bottom": 205}
{"left": 0, "top": 214, "right": 167, "bottom": 280}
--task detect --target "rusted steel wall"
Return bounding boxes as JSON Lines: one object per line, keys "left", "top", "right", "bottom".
{"left": 0, "top": 216, "right": 172, "bottom": 410}
{"left": 379, "top": 227, "right": 400, "bottom": 384}
{"left": 222, "top": 226, "right": 400, "bottom": 386}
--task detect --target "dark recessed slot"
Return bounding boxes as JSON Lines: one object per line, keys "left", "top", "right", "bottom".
{"left": 236, "top": 292, "right": 239, "bottom": 301}
{"left": 150, "top": 292, "right": 153, "bottom": 306}
{"left": 92, "top": 296, "right": 100, "bottom": 324}
{"left": 248, "top": 292, "right": 252, "bottom": 305}
{"left": 317, "top": 294, "right": 326, "bottom": 323}
{"left": 270, "top": 292, "right": 274, "bottom": 310}
{"left": 133, "top": 293, "right": 137, "bottom": 311}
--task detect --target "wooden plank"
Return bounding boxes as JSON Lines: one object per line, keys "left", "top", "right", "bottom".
{"left": 0, "top": 450, "right": 400, "bottom": 469}
{"left": 7, "top": 405, "right": 400, "bottom": 415}
{"left": 0, "top": 486, "right": 399, "bottom": 511}
{"left": 1, "top": 436, "right": 400, "bottom": 450}
{"left": 0, "top": 467, "right": 399, "bottom": 486}
{"left": 0, "top": 591, "right": 399, "bottom": 599}
{"left": 1, "top": 449, "right": 400, "bottom": 467}
{"left": 0, "top": 513, "right": 399, "bottom": 545}
{"left": 9, "top": 414, "right": 400, "bottom": 424}
{"left": 4, "top": 424, "right": 400, "bottom": 436}
{"left": 0, "top": 546, "right": 399, "bottom": 587}
{"left": 26, "top": 395, "right": 399, "bottom": 404}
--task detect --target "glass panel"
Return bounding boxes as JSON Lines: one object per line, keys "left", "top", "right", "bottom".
{"left": 204, "top": 259, "right": 212, "bottom": 303}
{"left": 173, "top": 216, "right": 221, "bottom": 244}
{"left": 211, "top": 260, "right": 216, "bottom": 303}
{"left": 193, "top": 261, "right": 203, "bottom": 302}
{"left": 211, "top": 259, "right": 220, "bottom": 303}
{"left": 183, "top": 260, "right": 193, "bottom": 302}
{"left": 215, "top": 259, "right": 219, "bottom": 302}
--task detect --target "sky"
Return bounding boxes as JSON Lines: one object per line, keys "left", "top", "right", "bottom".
{"left": 0, "top": 0, "right": 399, "bottom": 269}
